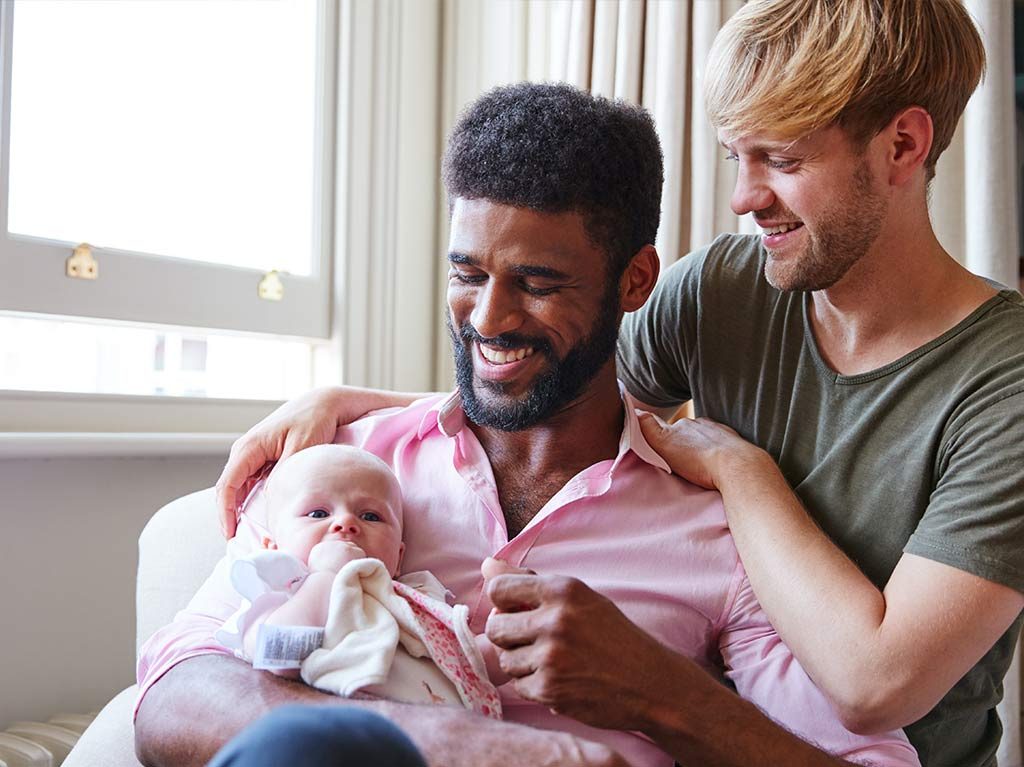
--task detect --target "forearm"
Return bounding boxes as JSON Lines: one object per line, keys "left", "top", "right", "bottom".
{"left": 136, "top": 654, "right": 445, "bottom": 767}
{"left": 136, "top": 655, "right": 622, "bottom": 767}
{"left": 638, "top": 652, "right": 854, "bottom": 767}
{"left": 330, "top": 385, "right": 433, "bottom": 416}
{"left": 715, "top": 450, "right": 899, "bottom": 724}
{"left": 263, "top": 571, "right": 336, "bottom": 629}
{"left": 135, "top": 655, "right": 345, "bottom": 766}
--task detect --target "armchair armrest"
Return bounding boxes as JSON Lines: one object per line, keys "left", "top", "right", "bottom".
{"left": 136, "top": 487, "right": 224, "bottom": 655}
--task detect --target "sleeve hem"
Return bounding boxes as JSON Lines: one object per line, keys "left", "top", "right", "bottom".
{"left": 134, "top": 647, "right": 233, "bottom": 722}
{"left": 905, "top": 535, "right": 1024, "bottom": 594}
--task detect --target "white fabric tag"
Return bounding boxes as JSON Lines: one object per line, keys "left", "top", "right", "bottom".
{"left": 253, "top": 624, "right": 324, "bottom": 670}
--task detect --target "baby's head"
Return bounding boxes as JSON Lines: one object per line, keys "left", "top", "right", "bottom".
{"left": 262, "top": 445, "right": 405, "bottom": 577}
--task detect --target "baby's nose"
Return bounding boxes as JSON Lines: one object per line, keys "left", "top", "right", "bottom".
{"left": 330, "top": 518, "right": 359, "bottom": 534}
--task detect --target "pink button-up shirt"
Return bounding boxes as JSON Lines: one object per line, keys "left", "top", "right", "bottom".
{"left": 138, "top": 391, "right": 918, "bottom": 767}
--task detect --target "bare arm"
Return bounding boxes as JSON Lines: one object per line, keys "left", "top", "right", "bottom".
{"left": 240, "top": 572, "right": 337, "bottom": 666}
{"left": 216, "top": 386, "right": 432, "bottom": 537}
{"left": 136, "top": 655, "right": 338, "bottom": 766}
{"left": 261, "top": 571, "right": 335, "bottom": 629}
{"left": 135, "top": 655, "right": 627, "bottom": 767}
{"left": 642, "top": 673, "right": 864, "bottom": 767}
{"left": 639, "top": 413, "right": 1024, "bottom": 733}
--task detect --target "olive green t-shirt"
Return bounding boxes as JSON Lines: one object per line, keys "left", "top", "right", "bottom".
{"left": 616, "top": 233, "right": 1024, "bottom": 767}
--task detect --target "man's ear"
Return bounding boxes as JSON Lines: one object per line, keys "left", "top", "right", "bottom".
{"left": 261, "top": 536, "right": 277, "bottom": 550}
{"left": 877, "top": 106, "right": 933, "bottom": 186}
{"left": 619, "top": 245, "right": 660, "bottom": 312}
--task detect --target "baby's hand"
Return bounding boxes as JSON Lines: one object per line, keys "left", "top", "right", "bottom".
{"left": 308, "top": 539, "right": 366, "bottom": 573}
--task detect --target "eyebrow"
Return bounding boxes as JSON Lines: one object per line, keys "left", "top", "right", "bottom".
{"left": 352, "top": 495, "right": 400, "bottom": 520}
{"left": 719, "top": 138, "right": 802, "bottom": 155}
{"left": 448, "top": 252, "right": 571, "bottom": 281}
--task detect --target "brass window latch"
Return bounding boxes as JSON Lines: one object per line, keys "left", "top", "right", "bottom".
{"left": 66, "top": 243, "right": 98, "bottom": 280}
{"left": 258, "top": 270, "right": 284, "bottom": 301}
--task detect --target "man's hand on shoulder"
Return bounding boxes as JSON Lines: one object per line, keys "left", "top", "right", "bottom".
{"left": 638, "top": 411, "right": 770, "bottom": 490}
{"left": 215, "top": 386, "right": 424, "bottom": 538}
{"left": 216, "top": 386, "right": 352, "bottom": 537}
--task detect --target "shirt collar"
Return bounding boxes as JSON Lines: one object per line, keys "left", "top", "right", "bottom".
{"left": 617, "top": 386, "right": 672, "bottom": 474}
{"left": 417, "top": 384, "right": 671, "bottom": 474}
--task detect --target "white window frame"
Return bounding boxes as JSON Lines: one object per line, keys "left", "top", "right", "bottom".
{"left": 0, "top": 388, "right": 279, "bottom": 454}
{"left": 0, "top": 0, "right": 337, "bottom": 340}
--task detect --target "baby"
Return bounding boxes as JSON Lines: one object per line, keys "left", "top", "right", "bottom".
{"left": 250, "top": 444, "right": 406, "bottom": 641}
{"left": 216, "top": 444, "right": 500, "bottom": 718}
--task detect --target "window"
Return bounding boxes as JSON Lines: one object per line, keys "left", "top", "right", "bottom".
{"left": 0, "top": 314, "right": 315, "bottom": 400}
{"left": 0, "top": 0, "right": 337, "bottom": 407}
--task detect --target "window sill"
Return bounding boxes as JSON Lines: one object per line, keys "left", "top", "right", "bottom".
{"left": 0, "top": 389, "right": 280, "bottom": 434}
{"left": 0, "top": 432, "right": 236, "bottom": 458}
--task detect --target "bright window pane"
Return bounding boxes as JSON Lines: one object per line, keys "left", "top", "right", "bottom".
{"left": 0, "top": 315, "right": 314, "bottom": 400}
{"left": 8, "top": 0, "right": 318, "bottom": 276}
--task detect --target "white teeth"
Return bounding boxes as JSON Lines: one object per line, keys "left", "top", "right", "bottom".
{"left": 762, "top": 222, "right": 801, "bottom": 235}
{"left": 480, "top": 344, "right": 535, "bottom": 364}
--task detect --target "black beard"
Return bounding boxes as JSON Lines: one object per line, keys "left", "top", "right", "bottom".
{"left": 448, "top": 288, "right": 621, "bottom": 432}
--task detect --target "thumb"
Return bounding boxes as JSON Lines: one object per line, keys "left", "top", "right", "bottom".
{"left": 637, "top": 410, "right": 668, "bottom": 441}
{"left": 481, "top": 556, "right": 534, "bottom": 581}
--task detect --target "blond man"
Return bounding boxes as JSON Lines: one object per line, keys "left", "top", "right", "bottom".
{"left": 622, "top": 1, "right": 1024, "bottom": 766}
{"left": 211, "top": 1, "right": 1023, "bottom": 765}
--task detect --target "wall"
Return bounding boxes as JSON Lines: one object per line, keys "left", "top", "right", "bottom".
{"left": 0, "top": 454, "right": 223, "bottom": 730}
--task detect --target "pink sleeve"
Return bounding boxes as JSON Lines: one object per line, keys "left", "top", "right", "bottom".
{"left": 719, "top": 565, "right": 920, "bottom": 767}
{"left": 134, "top": 519, "right": 263, "bottom": 719}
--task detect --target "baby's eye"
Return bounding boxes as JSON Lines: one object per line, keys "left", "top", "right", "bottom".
{"left": 307, "top": 509, "right": 330, "bottom": 519}
{"left": 360, "top": 511, "right": 383, "bottom": 522}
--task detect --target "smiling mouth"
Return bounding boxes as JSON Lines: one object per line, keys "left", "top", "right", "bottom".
{"left": 760, "top": 222, "right": 803, "bottom": 235}
{"left": 478, "top": 343, "right": 535, "bottom": 365}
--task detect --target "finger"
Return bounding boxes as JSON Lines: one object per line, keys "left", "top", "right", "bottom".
{"left": 495, "top": 644, "right": 541, "bottom": 678}
{"left": 486, "top": 609, "right": 541, "bottom": 649}
{"left": 279, "top": 431, "right": 311, "bottom": 463}
{"left": 214, "top": 469, "right": 240, "bottom": 539}
{"left": 481, "top": 556, "right": 535, "bottom": 581}
{"left": 636, "top": 411, "right": 668, "bottom": 443}
{"left": 215, "top": 438, "right": 273, "bottom": 538}
{"left": 511, "top": 669, "right": 556, "bottom": 709}
{"left": 487, "top": 573, "right": 546, "bottom": 611}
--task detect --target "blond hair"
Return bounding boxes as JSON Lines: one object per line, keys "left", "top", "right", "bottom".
{"left": 704, "top": 0, "right": 985, "bottom": 177}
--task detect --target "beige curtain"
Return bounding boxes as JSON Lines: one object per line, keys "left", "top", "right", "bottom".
{"left": 426, "top": 1, "right": 1022, "bottom": 762}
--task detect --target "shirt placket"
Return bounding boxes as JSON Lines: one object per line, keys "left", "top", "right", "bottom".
{"left": 466, "top": 464, "right": 615, "bottom": 630}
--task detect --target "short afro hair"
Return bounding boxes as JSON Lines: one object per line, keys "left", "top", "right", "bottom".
{"left": 442, "top": 82, "right": 664, "bottom": 276}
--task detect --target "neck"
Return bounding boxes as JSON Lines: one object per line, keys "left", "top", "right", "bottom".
{"left": 808, "top": 201, "right": 995, "bottom": 374}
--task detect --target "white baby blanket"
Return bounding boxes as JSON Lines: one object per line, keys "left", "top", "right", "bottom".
{"left": 217, "top": 551, "right": 501, "bottom": 719}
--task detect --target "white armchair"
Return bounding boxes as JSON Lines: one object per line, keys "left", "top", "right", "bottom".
{"left": 63, "top": 488, "right": 224, "bottom": 767}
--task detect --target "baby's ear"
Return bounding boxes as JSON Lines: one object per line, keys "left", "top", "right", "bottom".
{"left": 261, "top": 536, "right": 277, "bottom": 550}
{"left": 395, "top": 542, "right": 406, "bottom": 575}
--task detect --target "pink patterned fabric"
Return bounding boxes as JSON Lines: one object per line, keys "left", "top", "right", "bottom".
{"left": 394, "top": 581, "right": 501, "bottom": 719}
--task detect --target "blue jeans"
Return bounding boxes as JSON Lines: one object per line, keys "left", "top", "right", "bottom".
{"left": 208, "top": 704, "right": 428, "bottom": 767}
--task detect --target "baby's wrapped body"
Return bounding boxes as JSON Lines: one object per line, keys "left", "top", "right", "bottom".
{"left": 217, "top": 550, "right": 501, "bottom": 718}
{"left": 216, "top": 443, "right": 500, "bottom": 718}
